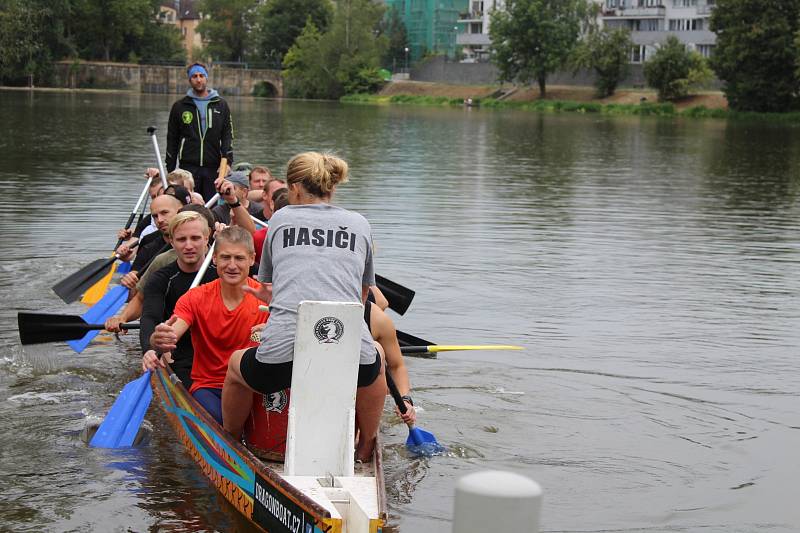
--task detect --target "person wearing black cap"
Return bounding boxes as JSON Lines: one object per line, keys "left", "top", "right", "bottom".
{"left": 211, "top": 170, "right": 266, "bottom": 225}
{"left": 165, "top": 62, "right": 234, "bottom": 202}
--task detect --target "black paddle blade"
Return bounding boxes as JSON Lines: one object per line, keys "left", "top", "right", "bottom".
{"left": 52, "top": 257, "right": 115, "bottom": 304}
{"left": 375, "top": 274, "right": 415, "bottom": 315}
{"left": 396, "top": 329, "right": 435, "bottom": 348}
{"left": 18, "top": 312, "right": 94, "bottom": 345}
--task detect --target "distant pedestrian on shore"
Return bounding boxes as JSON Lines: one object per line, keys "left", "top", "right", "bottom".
{"left": 166, "top": 62, "right": 234, "bottom": 202}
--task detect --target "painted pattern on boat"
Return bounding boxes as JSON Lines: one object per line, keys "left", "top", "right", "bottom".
{"left": 152, "top": 366, "right": 336, "bottom": 533}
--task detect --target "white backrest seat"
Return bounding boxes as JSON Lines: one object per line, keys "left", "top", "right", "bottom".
{"left": 284, "top": 300, "right": 363, "bottom": 477}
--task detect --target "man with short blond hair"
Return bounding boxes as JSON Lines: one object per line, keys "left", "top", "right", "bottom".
{"left": 137, "top": 210, "right": 218, "bottom": 387}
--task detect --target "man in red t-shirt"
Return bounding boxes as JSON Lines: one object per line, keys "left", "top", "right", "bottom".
{"left": 143, "top": 226, "right": 268, "bottom": 423}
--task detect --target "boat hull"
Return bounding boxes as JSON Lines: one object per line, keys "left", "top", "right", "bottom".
{"left": 151, "top": 365, "right": 386, "bottom": 532}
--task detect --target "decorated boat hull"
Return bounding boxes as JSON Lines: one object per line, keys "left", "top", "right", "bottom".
{"left": 150, "top": 365, "right": 386, "bottom": 533}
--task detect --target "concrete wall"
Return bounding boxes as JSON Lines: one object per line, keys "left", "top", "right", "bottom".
{"left": 53, "top": 61, "right": 283, "bottom": 97}
{"left": 411, "top": 55, "right": 651, "bottom": 88}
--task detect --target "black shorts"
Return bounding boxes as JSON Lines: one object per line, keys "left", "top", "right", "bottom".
{"left": 240, "top": 347, "right": 382, "bottom": 395}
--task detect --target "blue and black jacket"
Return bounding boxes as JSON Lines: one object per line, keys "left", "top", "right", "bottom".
{"left": 165, "top": 95, "right": 234, "bottom": 172}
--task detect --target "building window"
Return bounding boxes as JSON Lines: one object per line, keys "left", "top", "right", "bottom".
{"left": 673, "top": 0, "right": 697, "bottom": 6}
{"left": 631, "top": 45, "right": 647, "bottom": 63}
{"left": 669, "top": 18, "right": 702, "bottom": 31}
{"left": 632, "top": 19, "right": 660, "bottom": 31}
{"left": 696, "top": 44, "right": 715, "bottom": 57}
{"left": 470, "top": 22, "right": 483, "bottom": 33}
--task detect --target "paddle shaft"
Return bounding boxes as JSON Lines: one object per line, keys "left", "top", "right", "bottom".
{"left": 385, "top": 369, "right": 410, "bottom": 416}
{"left": 205, "top": 193, "right": 220, "bottom": 208}
{"left": 401, "top": 344, "right": 523, "bottom": 354}
{"left": 17, "top": 311, "right": 141, "bottom": 345}
{"left": 115, "top": 177, "right": 153, "bottom": 250}
{"left": 191, "top": 241, "right": 215, "bottom": 289}
{"left": 147, "top": 126, "right": 169, "bottom": 190}
{"left": 400, "top": 346, "right": 435, "bottom": 355}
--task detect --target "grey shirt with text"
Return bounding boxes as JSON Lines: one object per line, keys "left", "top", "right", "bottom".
{"left": 255, "top": 203, "right": 376, "bottom": 364}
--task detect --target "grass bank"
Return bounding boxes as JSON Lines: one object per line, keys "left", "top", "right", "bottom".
{"left": 342, "top": 83, "right": 800, "bottom": 122}
{"left": 342, "top": 92, "right": 800, "bottom": 122}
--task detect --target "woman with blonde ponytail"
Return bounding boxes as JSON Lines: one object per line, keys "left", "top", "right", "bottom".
{"left": 222, "top": 152, "right": 387, "bottom": 461}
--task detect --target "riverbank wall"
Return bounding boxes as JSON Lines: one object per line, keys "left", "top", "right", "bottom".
{"left": 48, "top": 61, "right": 283, "bottom": 97}
{"left": 411, "top": 56, "right": 648, "bottom": 88}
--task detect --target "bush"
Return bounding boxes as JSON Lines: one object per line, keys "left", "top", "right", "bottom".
{"left": 572, "top": 28, "right": 632, "bottom": 97}
{"left": 644, "top": 36, "right": 711, "bottom": 101}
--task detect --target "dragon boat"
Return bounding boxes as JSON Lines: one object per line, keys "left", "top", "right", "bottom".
{"left": 150, "top": 301, "right": 387, "bottom": 533}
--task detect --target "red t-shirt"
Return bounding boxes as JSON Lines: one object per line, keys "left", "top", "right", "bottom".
{"left": 253, "top": 227, "right": 268, "bottom": 264}
{"left": 173, "top": 277, "right": 269, "bottom": 393}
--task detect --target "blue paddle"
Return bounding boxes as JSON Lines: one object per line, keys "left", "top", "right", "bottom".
{"left": 67, "top": 285, "right": 129, "bottom": 353}
{"left": 89, "top": 371, "right": 152, "bottom": 448}
{"left": 385, "top": 369, "right": 445, "bottom": 457}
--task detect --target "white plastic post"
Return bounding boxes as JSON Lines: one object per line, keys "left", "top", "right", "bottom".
{"left": 284, "top": 301, "right": 363, "bottom": 477}
{"left": 452, "top": 470, "right": 542, "bottom": 533}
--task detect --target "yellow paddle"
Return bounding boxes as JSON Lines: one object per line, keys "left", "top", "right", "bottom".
{"left": 400, "top": 345, "right": 523, "bottom": 355}
{"left": 80, "top": 256, "right": 117, "bottom": 305}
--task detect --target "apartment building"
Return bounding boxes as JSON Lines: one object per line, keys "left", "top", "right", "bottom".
{"left": 456, "top": 0, "right": 504, "bottom": 62}
{"left": 455, "top": 0, "right": 606, "bottom": 62}
{"left": 602, "top": 0, "right": 717, "bottom": 63}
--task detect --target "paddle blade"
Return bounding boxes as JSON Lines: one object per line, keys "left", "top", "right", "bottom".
{"left": 18, "top": 312, "right": 92, "bottom": 345}
{"left": 68, "top": 285, "right": 129, "bottom": 353}
{"left": 52, "top": 257, "right": 115, "bottom": 304}
{"left": 117, "top": 261, "right": 132, "bottom": 274}
{"left": 396, "top": 329, "right": 435, "bottom": 348}
{"left": 90, "top": 371, "right": 152, "bottom": 448}
{"left": 80, "top": 262, "right": 117, "bottom": 305}
{"left": 375, "top": 274, "right": 415, "bottom": 315}
{"left": 406, "top": 426, "right": 446, "bottom": 457}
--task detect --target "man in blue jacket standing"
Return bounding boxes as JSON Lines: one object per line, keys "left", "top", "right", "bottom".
{"left": 166, "top": 63, "right": 234, "bottom": 202}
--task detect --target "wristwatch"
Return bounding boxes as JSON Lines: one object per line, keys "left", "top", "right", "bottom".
{"left": 227, "top": 199, "right": 241, "bottom": 208}
{"left": 400, "top": 395, "right": 414, "bottom": 406}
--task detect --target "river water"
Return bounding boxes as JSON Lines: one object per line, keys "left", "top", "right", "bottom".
{"left": 1, "top": 91, "right": 798, "bottom": 532}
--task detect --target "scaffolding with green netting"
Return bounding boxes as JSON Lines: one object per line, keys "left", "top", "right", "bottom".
{"left": 386, "top": 0, "right": 469, "bottom": 63}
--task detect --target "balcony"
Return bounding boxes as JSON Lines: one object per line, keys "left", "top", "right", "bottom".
{"left": 604, "top": 6, "right": 666, "bottom": 18}
{"left": 458, "top": 11, "right": 484, "bottom": 23}
{"left": 457, "top": 33, "right": 491, "bottom": 46}
{"left": 696, "top": 5, "right": 714, "bottom": 15}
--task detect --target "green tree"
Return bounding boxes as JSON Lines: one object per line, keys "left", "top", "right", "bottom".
{"left": 197, "top": 0, "right": 258, "bottom": 62}
{"left": 71, "top": 0, "right": 155, "bottom": 61}
{"left": 283, "top": 0, "right": 387, "bottom": 99}
{"left": 489, "top": 0, "right": 591, "bottom": 96}
{"left": 710, "top": 0, "right": 800, "bottom": 112}
{"left": 253, "top": 0, "right": 333, "bottom": 67}
{"left": 0, "top": 0, "right": 47, "bottom": 84}
{"left": 380, "top": 5, "right": 408, "bottom": 71}
{"left": 644, "top": 36, "right": 712, "bottom": 101}
{"left": 137, "top": 20, "right": 186, "bottom": 63}
{"left": 282, "top": 20, "right": 329, "bottom": 97}
{"left": 572, "top": 27, "right": 632, "bottom": 97}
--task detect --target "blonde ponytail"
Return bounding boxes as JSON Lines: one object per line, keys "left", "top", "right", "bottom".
{"left": 286, "top": 152, "right": 349, "bottom": 197}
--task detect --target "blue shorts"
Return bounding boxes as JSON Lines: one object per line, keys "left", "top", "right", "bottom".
{"left": 192, "top": 387, "right": 222, "bottom": 424}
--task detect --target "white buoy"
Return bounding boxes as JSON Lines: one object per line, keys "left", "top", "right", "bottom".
{"left": 452, "top": 470, "right": 542, "bottom": 533}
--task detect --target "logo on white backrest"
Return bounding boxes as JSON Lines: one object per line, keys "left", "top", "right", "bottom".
{"left": 313, "top": 316, "right": 344, "bottom": 344}
{"left": 263, "top": 390, "right": 288, "bottom": 413}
